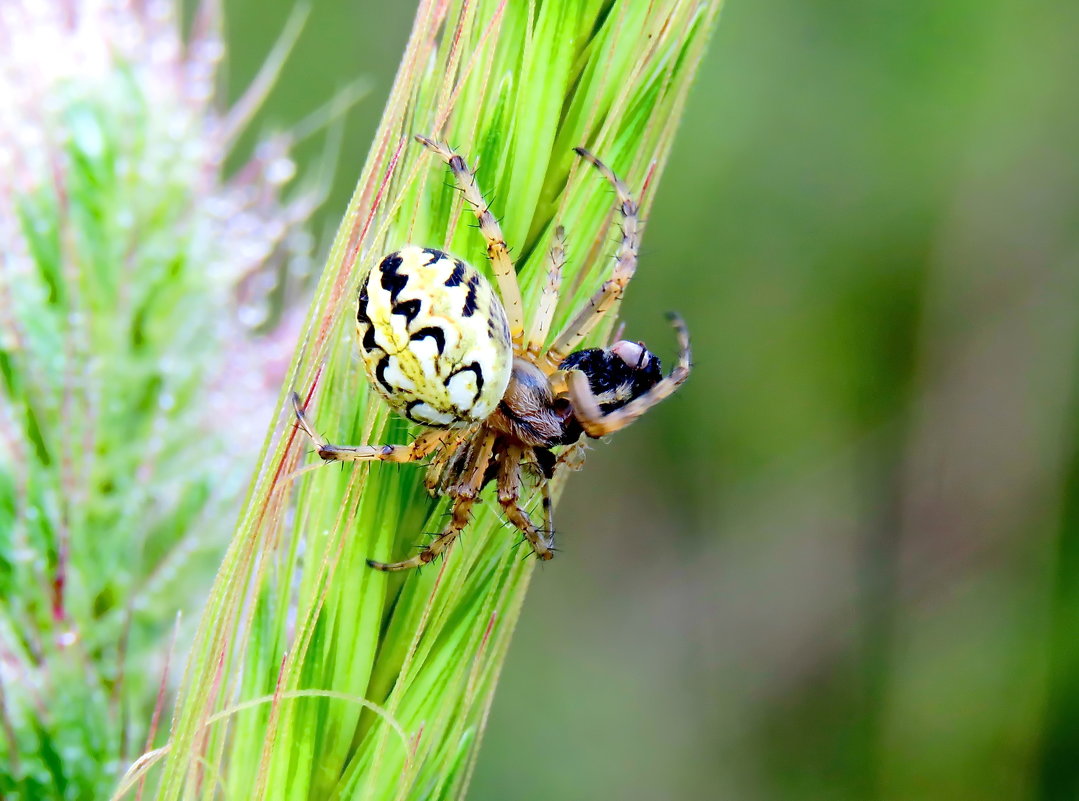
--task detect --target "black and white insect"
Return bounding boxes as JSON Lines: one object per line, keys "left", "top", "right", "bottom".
{"left": 293, "top": 135, "right": 691, "bottom": 571}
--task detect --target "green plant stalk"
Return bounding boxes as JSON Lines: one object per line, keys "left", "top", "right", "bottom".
{"left": 126, "top": 0, "right": 722, "bottom": 798}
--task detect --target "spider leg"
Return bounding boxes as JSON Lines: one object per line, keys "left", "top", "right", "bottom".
{"left": 541, "top": 147, "right": 640, "bottom": 372}
{"left": 367, "top": 494, "right": 477, "bottom": 572}
{"left": 563, "top": 313, "right": 692, "bottom": 437}
{"left": 525, "top": 225, "right": 566, "bottom": 359}
{"left": 367, "top": 431, "right": 497, "bottom": 571}
{"left": 539, "top": 480, "right": 556, "bottom": 548}
{"left": 555, "top": 440, "right": 588, "bottom": 473}
{"left": 422, "top": 429, "right": 474, "bottom": 496}
{"left": 497, "top": 446, "right": 554, "bottom": 560}
{"left": 292, "top": 393, "right": 450, "bottom": 463}
{"left": 414, "top": 135, "right": 525, "bottom": 350}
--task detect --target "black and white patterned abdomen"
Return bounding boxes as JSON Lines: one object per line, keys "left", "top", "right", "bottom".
{"left": 356, "top": 246, "right": 513, "bottom": 427}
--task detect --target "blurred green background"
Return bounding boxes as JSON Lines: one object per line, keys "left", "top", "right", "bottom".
{"left": 222, "top": 0, "right": 1079, "bottom": 798}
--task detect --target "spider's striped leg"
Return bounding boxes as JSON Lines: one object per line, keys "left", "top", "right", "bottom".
{"left": 292, "top": 393, "right": 449, "bottom": 463}
{"left": 563, "top": 313, "right": 692, "bottom": 437}
{"left": 415, "top": 135, "right": 525, "bottom": 350}
{"left": 541, "top": 147, "right": 640, "bottom": 372}
{"left": 497, "top": 445, "right": 554, "bottom": 560}
{"left": 368, "top": 494, "right": 478, "bottom": 573}
{"left": 539, "top": 480, "right": 556, "bottom": 550}
{"left": 525, "top": 225, "right": 566, "bottom": 360}
{"left": 367, "top": 431, "right": 497, "bottom": 571}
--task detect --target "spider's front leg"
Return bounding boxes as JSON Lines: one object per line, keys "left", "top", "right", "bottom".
{"left": 292, "top": 392, "right": 449, "bottom": 464}
{"left": 563, "top": 313, "right": 692, "bottom": 437}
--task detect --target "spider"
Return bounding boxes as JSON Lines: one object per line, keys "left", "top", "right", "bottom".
{"left": 293, "top": 134, "right": 691, "bottom": 572}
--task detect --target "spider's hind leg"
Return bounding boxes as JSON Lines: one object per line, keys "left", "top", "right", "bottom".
{"left": 292, "top": 392, "right": 449, "bottom": 463}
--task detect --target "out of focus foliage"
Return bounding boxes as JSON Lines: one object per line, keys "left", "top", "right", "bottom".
{"left": 0, "top": 3, "right": 307, "bottom": 797}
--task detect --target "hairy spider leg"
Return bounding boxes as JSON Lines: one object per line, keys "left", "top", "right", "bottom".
{"left": 497, "top": 445, "right": 554, "bottom": 560}
{"left": 415, "top": 135, "right": 526, "bottom": 350}
{"left": 525, "top": 225, "right": 566, "bottom": 359}
{"left": 367, "top": 431, "right": 497, "bottom": 571}
{"left": 539, "top": 480, "right": 556, "bottom": 548}
{"left": 562, "top": 313, "right": 692, "bottom": 437}
{"left": 421, "top": 426, "right": 484, "bottom": 497}
{"left": 541, "top": 147, "right": 641, "bottom": 372}
{"left": 292, "top": 393, "right": 451, "bottom": 463}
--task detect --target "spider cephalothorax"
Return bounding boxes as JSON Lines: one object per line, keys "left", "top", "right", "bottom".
{"left": 293, "top": 135, "right": 691, "bottom": 571}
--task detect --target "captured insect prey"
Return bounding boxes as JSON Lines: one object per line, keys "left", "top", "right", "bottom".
{"left": 293, "top": 134, "right": 691, "bottom": 572}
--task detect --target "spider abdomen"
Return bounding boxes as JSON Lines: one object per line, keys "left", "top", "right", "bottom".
{"left": 356, "top": 245, "right": 513, "bottom": 427}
